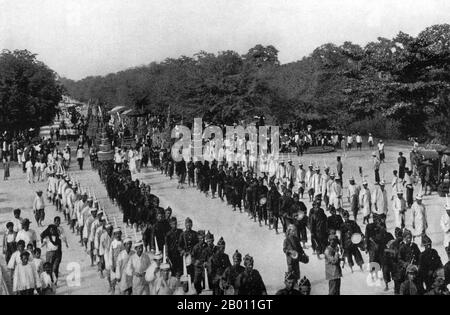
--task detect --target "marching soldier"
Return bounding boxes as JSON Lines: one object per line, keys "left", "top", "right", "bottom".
{"left": 340, "top": 210, "right": 364, "bottom": 272}
{"left": 359, "top": 181, "right": 371, "bottom": 224}
{"left": 165, "top": 217, "right": 183, "bottom": 277}
{"left": 222, "top": 250, "right": 245, "bottom": 295}
{"left": 178, "top": 217, "right": 198, "bottom": 282}
{"left": 234, "top": 254, "right": 267, "bottom": 295}
{"left": 208, "top": 237, "right": 231, "bottom": 295}
{"left": 418, "top": 235, "right": 443, "bottom": 291}
{"left": 347, "top": 177, "right": 360, "bottom": 221}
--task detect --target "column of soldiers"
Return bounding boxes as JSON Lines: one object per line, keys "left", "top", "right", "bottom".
{"left": 154, "top": 149, "right": 450, "bottom": 295}
{"left": 48, "top": 160, "right": 268, "bottom": 295}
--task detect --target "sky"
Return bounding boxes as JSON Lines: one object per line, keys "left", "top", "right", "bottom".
{"left": 1, "top": 0, "right": 449, "bottom": 80}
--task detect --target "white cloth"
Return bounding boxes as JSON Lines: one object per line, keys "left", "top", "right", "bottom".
{"left": 371, "top": 187, "right": 388, "bottom": 215}
{"left": 392, "top": 196, "right": 407, "bottom": 228}
{"left": 13, "top": 263, "right": 41, "bottom": 292}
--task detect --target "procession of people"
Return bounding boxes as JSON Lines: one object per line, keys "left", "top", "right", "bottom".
{"left": 1, "top": 119, "right": 450, "bottom": 296}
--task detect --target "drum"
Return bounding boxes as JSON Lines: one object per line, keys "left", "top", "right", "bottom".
{"left": 297, "top": 211, "right": 305, "bottom": 220}
{"left": 290, "top": 250, "right": 299, "bottom": 259}
{"left": 351, "top": 233, "right": 363, "bottom": 245}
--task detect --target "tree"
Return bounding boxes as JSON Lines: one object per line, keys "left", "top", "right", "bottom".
{"left": 0, "top": 49, "right": 63, "bottom": 132}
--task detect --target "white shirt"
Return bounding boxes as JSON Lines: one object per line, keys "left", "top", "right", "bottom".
{"left": 16, "top": 229, "right": 37, "bottom": 246}
{"left": 25, "top": 160, "right": 33, "bottom": 172}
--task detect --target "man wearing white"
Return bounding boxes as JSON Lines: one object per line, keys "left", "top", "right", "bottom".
{"left": 392, "top": 191, "right": 407, "bottom": 229}
{"left": 329, "top": 175, "right": 343, "bottom": 209}
{"left": 312, "top": 166, "right": 322, "bottom": 199}
{"left": 295, "top": 163, "right": 306, "bottom": 199}
{"left": 371, "top": 181, "right": 388, "bottom": 217}
{"left": 412, "top": 195, "right": 428, "bottom": 244}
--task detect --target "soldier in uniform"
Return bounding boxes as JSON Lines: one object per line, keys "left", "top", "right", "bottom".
{"left": 418, "top": 235, "right": 443, "bottom": 291}
{"left": 210, "top": 161, "right": 219, "bottom": 198}
{"left": 279, "top": 189, "right": 294, "bottom": 233}
{"left": 217, "top": 164, "right": 226, "bottom": 201}
{"left": 340, "top": 210, "right": 364, "bottom": 272}
{"left": 276, "top": 272, "right": 302, "bottom": 295}
{"left": 222, "top": 250, "right": 245, "bottom": 295}
{"left": 178, "top": 217, "right": 198, "bottom": 282}
{"left": 208, "top": 237, "right": 231, "bottom": 295}
{"left": 187, "top": 158, "right": 195, "bottom": 187}
{"left": 267, "top": 181, "right": 281, "bottom": 233}
{"left": 256, "top": 178, "right": 269, "bottom": 226}
{"left": 152, "top": 209, "right": 170, "bottom": 252}
{"left": 234, "top": 254, "right": 267, "bottom": 295}
{"left": 165, "top": 217, "right": 183, "bottom": 277}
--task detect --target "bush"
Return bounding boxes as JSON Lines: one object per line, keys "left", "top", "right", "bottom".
{"left": 348, "top": 114, "right": 402, "bottom": 139}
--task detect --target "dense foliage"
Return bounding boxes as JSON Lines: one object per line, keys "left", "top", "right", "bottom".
{"left": 0, "top": 49, "right": 63, "bottom": 132}
{"left": 60, "top": 24, "right": 450, "bottom": 143}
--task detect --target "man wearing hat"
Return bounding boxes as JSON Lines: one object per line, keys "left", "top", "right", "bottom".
{"left": 295, "top": 163, "right": 306, "bottom": 199}
{"left": 208, "top": 237, "right": 231, "bottom": 295}
{"left": 411, "top": 194, "right": 428, "bottom": 244}
{"left": 312, "top": 166, "right": 322, "bottom": 199}
{"left": 399, "top": 264, "right": 423, "bottom": 295}
{"left": 192, "top": 230, "right": 214, "bottom": 294}
{"left": 276, "top": 160, "right": 287, "bottom": 187}
{"left": 152, "top": 262, "right": 178, "bottom": 295}
{"left": 347, "top": 177, "right": 360, "bottom": 221}
{"left": 393, "top": 190, "right": 407, "bottom": 229}
{"left": 116, "top": 236, "right": 134, "bottom": 295}
{"left": 283, "top": 224, "right": 308, "bottom": 281}
{"left": 165, "top": 217, "right": 183, "bottom": 277}
{"left": 125, "top": 238, "right": 151, "bottom": 295}
{"left": 309, "top": 200, "right": 328, "bottom": 258}
{"left": 286, "top": 160, "right": 296, "bottom": 190}
{"left": 404, "top": 168, "right": 414, "bottom": 208}
{"left": 329, "top": 174, "right": 343, "bottom": 210}
{"left": 371, "top": 181, "right": 388, "bottom": 217}
{"left": 418, "top": 235, "right": 443, "bottom": 291}
{"left": 276, "top": 272, "right": 302, "bottom": 295}
{"left": 222, "top": 250, "right": 245, "bottom": 295}
{"left": 398, "top": 229, "right": 421, "bottom": 284}
{"left": 235, "top": 254, "right": 267, "bottom": 295}
{"left": 324, "top": 234, "right": 343, "bottom": 295}
{"left": 321, "top": 166, "right": 331, "bottom": 208}
{"left": 305, "top": 163, "right": 314, "bottom": 202}
{"left": 178, "top": 217, "right": 199, "bottom": 282}
{"left": 440, "top": 203, "right": 450, "bottom": 250}
{"left": 372, "top": 152, "right": 381, "bottom": 183}
{"left": 340, "top": 210, "right": 364, "bottom": 272}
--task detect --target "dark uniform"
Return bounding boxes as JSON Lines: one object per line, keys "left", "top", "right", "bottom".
{"left": 165, "top": 225, "right": 183, "bottom": 276}
{"left": 208, "top": 240, "right": 231, "bottom": 295}
{"left": 340, "top": 216, "right": 364, "bottom": 269}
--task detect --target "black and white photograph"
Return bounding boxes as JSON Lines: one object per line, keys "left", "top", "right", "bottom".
{"left": 1, "top": 0, "right": 450, "bottom": 299}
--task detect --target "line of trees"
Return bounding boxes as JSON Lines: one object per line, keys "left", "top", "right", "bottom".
{"left": 60, "top": 24, "right": 450, "bottom": 143}
{"left": 0, "top": 49, "right": 63, "bottom": 134}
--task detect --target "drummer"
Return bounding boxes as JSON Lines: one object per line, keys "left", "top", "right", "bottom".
{"left": 340, "top": 210, "right": 364, "bottom": 272}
